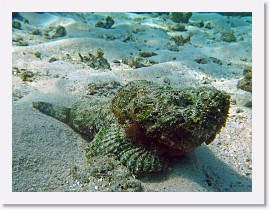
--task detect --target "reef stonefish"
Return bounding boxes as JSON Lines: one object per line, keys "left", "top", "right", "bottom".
{"left": 33, "top": 80, "right": 230, "bottom": 175}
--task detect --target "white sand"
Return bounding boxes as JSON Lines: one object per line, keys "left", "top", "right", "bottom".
{"left": 12, "top": 12, "right": 252, "bottom": 192}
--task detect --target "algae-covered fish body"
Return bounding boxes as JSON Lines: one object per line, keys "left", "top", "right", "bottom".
{"left": 32, "top": 80, "right": 230, "bottom": 175}
{"left": 111, "top": 80, "right": 230, "bottom": 155}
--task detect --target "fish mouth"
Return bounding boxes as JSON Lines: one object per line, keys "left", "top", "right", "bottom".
{"left": 189, "top": 88, "right": 230, "bottom": 143}
{"left": 192, "top": 88, "right": 230, "bottom": 121}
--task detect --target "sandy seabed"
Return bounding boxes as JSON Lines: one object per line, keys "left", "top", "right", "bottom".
{"left": 12, "top": 12, "right": 252, "bottom": 192}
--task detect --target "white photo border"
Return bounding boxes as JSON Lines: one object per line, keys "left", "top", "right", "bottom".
{"left": 0, "top": 0, "right": 265, "bottom": 205}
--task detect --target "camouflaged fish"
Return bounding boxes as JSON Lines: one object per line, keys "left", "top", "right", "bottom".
{"left": 33, "top": 80, "right": 230, "bottom": 175}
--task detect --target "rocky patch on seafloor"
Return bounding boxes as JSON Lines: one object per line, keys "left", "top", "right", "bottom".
{"left": 122, "top": 57, "right": 158, "bottom": 69}
{"left": 139, "top": 51, "right": 157, "bottom": 58}
{"left": 166, "top": 33, "right": 193, "bottom": 52}
{"left": 12, "top": 20, "right": 22, "bottom": 29}
{"left": 44, "top": 25, "right": 67, "bottom": 39}
{"left": 12, "top": 66, "right": 41, "bottom": 82}
{"left": 78, "top": 49, "right": 111, "bottom": 70}
{"left": 194, "top": 57, "right": 223, "bottom": 65}
{"left": 169, "top": 12, "right": 192, "bottom": 23}
{"left": 237, "top": 67, "right": 252, "bottom": 92}
{"left": 170, "top": 33, "right": 193, "bottom": 46}
{"left": 170, "top": 24, "right": 187, "bottom": 31}
{"left": 220, "top": 30, "right": 237, "bottom": 42}
{"left": 95, "top": 16, "right": 115, "bottom": 29}
{"left": 32, "top": 80, "right": 230, "bottom": 181}
{"left": 12, "top": 34, "right": 29, "bottom": 46}
{"left": 188, "top": 20, "right": 205, "bottom": 28}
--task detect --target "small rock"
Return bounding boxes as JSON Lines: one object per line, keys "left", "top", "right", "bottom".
{"left": 204, "top": 22, "right": 213, "bottom": 29}
{"left": 103, "top": 34, "right": 115, "bottom": 40}
{"left": 95, "top": 16, "right": 115, "bottom": 29}
{"left": 12, "top": 20, "right": 21, "bottom": 29}
{"left": 169, "top": 12, "right": 192, "bottom": 23}
{"left": 32, "top": 29, "right": 41, "bottom": 35}
{"left": 220, "top": 30, "right": 237, "bottom": 42}
{"left": 44, "top": 25, "right": 66, "bottom": 39}
{"left": 78, "top": 49, "right": 111, "bottom": 70}
{"left": 170, "top": 33, "right": 193, "bottom": 46}
{"left": 123, "top": 34, "right": 135, "bottom": 42}
{"left": 34, "top": 51, "right": 41, "bottom": 58}
{"left": 12, "top": 35, "right": 23, "bottom": 42}
{"left": 122, "top": 57, "right": 154, "bottom": 69}
{"left": 209, "top": 57, "right": 222, "bottom": 65}
{"left": 51, "top": 25, "right": 66, "bottom": 38}
{"left": 48, "top": 57, "right": 58, "bottom": 63}
{"left": 236, "top": 108, "right": 244, "bottom": 113}
{"left": 244, "top": 101, "right": 252, "bottom": 108}
{"left": 189, "top": 20, "right": 204, "bottom": 28}
{"left": 240, "top": 57, "right": 248, "bottom": 62}
{"left": 139, "top": 52, "right": 157, "bottom": 58}
{"left": 237, "top": 67, "right": 252, "bottom": 92}
{"left": 167, "top": 43, "right": 179, "bottom": 52}
{"left": 195, "top": 57, "right": 208, "bottom": 64}
{"left": 113, "top": 60, "right": 121, "bottom": 64}
{"left": 23, "top": 18, "right": 29, "bottom": 24}
{"left": 171, "top": 24, "right": 186, "bottom": 31}
{"left": 17, "top": 41, "right": 29, "bottom": 46}
{"left": 20, "top": 71, "right": 34, "bottom": 82}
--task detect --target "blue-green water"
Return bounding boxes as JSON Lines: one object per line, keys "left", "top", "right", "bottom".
{"left": 12, "top": 12, "right": 252, "bottom": 193}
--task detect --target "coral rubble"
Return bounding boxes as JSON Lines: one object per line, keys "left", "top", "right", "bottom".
{"left": 139, "top": 52, "right": 157, "bottom": 58}
{"left": 237, "top": 67, "right": 252, "bottom": 92}
{"left": 220, "top": 30, "right": 237, "bottom": 42}
{"left": 44, "top": 25, "right": 67, "bottom": 39}
{"left": 12, "top": 20, "right": 21, "bottom": 29}
{"left": 171, "top": 24, "right": 187, "bottom": 31}
{"left": 122, "top": 57, "right": 157, "bottom": 69}
{"left": 170, "top": 32, "right": 193, "bottom": 46}
{"left": 95, "top": 16, "right": 115, "bottom": 29}
{"left": 78, "top": 49, "right": 111, "bottom": 70}
{"left": 169, "top": 12, "right": 192, "bottom": 23}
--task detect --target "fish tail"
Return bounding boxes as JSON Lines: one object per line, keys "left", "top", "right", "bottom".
{"left": 32, "top": 101, "right": 71, "bottom": 124}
